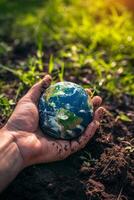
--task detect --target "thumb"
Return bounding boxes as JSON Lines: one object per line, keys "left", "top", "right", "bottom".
{"left": 24, "top": 75, "right": 52, "bottom": 104}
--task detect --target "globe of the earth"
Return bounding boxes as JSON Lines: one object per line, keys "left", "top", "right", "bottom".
{"left": 38, "top": 81, "right": 93, "bottom": 140}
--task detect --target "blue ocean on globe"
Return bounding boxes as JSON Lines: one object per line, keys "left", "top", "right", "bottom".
{"left": 39, "top": 81, "right": 93, "bottom": 140}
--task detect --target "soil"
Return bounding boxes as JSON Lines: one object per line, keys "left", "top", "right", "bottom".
{"left": 0, "top": 49, "right": 134, "bottom": 200}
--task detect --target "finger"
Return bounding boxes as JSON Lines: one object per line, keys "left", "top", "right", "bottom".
{"left": 71, "top": 120, "right": 100, "bottom": 153}
{"left": 55, "top": 140, "right": 72, "bottom": 160}
{"left": 94, "top": 106, "right": 106, "bottom": 121}
{"left": 71, "top": 107, "right": 105, "bottom": 153}
{"left": 37, "top": 138, "right": 71, "bottom": 163}
{"left": 91, "top": 96, "right": 102, "bottom": 110}
{"left": 85, "top": 88, "right": 102, "bottom": 110}
{"left": 23, "top": 75, "right": 52, "bottom": 104}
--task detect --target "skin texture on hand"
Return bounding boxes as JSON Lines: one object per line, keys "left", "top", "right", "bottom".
{"left": 0, "top": 131, "right": 23, "bottom": 192}
{"left": 2, "top": 75, "right": 105, "bottom": 168}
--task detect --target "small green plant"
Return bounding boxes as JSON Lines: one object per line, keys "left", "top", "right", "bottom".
{"left": 0, "top": 42, "right": 12, "bottom": 56}
{"left": 116, "top": 112, "right": 132, "bottom": 122}
{"left": 80, "top": 151, "right": 97, "bottom": 166}
{"left": 0, "top": 54, "right": 42, "bottom": 87}
{"left": 58, "top": 62, "right": 64, "bottom": 82}
{"left": 48, "top": 56, "right": 64, "bottom": 82}
{"left": 125, "top": 138, "right": 134, "bottom": 154}
{"left": 0, "top": 94, "right": 14, "bottom": 117}
{"left": 48, "top": 55, "right": 54, "bottom": 74}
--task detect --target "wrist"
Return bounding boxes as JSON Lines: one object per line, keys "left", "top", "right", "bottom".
{"left": 0, "top": 127, "right": 24, "bottom": 168}
{"left": 0, "top": 128, "right": 24, "bottom": 192}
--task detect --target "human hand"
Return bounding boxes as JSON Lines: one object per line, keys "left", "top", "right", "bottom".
{"left": 2, "top": 75, "right": 105, "bottom": 168}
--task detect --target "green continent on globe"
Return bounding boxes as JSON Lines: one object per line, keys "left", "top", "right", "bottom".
{"left": 45, "top": 84, "right": 66, "bottom": 101}
{"left": 39, "top": 81, "right": 93, "bottom": 140}
{"left": 57, "top": 108, "right": 83, "bottom": 129}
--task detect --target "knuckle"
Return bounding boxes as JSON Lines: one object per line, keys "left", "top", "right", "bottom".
{"left": 98, "top": 107, "right": 106, "bottom": 115}
{"left": 18, "top": 97, "right": 25, "bottom": 104}
{"left": 59, "top": 153, "right": 66, "bottom": 160}
{"left": 71, "top": 144, "right": 78, "bottom": 153}
{"left": 81, "top": 143, "right": 86, "bottom": 149}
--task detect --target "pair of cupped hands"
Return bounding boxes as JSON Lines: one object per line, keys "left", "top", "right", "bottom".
{"left": 2, "top": 75, "right": 105, "bottom": 168}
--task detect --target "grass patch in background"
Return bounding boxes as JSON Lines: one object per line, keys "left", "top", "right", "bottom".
{"left": 0, "top": 0, "right": 134, "bottom": 118}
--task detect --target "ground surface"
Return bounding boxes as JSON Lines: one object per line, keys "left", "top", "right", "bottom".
{"left": 0, "top": 0, "right": 134, "bottom": 199}
{"left": 0, "top": 76, "right": 134, "bottom": 200}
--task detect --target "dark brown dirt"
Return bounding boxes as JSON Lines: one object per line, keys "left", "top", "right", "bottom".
{"left": 0, "top": 56, "right": 134, "bottom": 200}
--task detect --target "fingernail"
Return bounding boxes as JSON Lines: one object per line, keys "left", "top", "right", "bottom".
{"left": 42, "top": 75, "right": 52, "bottom": 89}
{"left": 44, "top": 74, "right": 52, "bottom": 82}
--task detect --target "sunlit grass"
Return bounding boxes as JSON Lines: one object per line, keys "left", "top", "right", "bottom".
{"left": 0, "top": 0, "right": 134, "bottom": 102}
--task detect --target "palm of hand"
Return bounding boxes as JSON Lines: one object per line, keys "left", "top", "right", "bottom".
{"left": 5, "top": 98, "right": 44, "bottom": 166}
{"left": 4, "top": 76, "right": 104, "bottom": 168}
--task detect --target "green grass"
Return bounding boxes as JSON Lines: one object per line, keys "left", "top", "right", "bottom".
{"left": 0, "top": 94, "right": 14, "bottom": 117}
{"left": 0, "top": 0, "right": 134, "bottom": 117}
